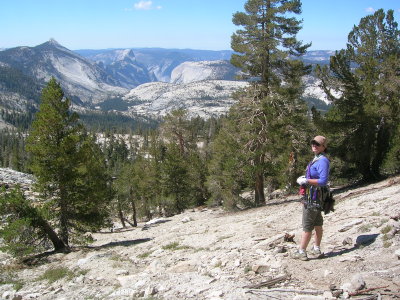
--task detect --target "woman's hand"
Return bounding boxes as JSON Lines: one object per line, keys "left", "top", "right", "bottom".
{"left": 296, "top": 176, "right": 308, "bottom": 185}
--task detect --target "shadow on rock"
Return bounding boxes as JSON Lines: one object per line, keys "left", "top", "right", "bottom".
{"left": 355, "top": 233, "right": 379, "bottom": 246}
{"left": 87, "top": 238, "right": 152, "bottom": 250}
{"left": 323, "top": 246, "right": 358, "bottom": 258}
{"left": 324, "top": 233, "right": 379, "bottom": 259}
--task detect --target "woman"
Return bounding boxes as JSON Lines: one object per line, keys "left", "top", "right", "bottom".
{"left": 293, "top": 135, "right": 330, "bottom": 261}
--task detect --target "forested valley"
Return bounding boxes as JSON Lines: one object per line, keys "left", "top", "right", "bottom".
{"left": 0, "top": 1, "right": 399, "bottom": 259}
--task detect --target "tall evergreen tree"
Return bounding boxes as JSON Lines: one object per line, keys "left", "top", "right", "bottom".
{"left": 26, "top": 78, "right": 112, "bottom": 248}
{"left": 159, "top": 110, "right": 208, "bottom": 212}
{"left": 316, "top": 9, "right": 400, "bottom": 180}
{"left": 224, "top": 0, "right": 311, "bottom": 205}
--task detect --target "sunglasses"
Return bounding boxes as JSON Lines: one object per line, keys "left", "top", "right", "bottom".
{"left": 311, "top": 141, "right": 321, "bottom": 147}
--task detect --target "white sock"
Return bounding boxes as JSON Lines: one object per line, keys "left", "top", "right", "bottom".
{"left": 298, "top": 249, "right": 306, "bottom": 254}
{"left": 314, "top": 245, "right": 320, "bottom": 251}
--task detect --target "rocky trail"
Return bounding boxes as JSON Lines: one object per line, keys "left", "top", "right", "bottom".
{"left": 0, "top": 168, "right": 399, "bottom": 299}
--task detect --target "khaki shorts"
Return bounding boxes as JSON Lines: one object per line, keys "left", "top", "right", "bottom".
{"left": 302, "top": 206, "right": 323, "bottom": 232}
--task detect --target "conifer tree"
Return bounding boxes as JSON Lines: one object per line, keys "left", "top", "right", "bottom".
{"left": 316, "top": 9, "right": 400, "bottom": 180}
{"left": 26, "top": 78, "right": 112, "bottom": 247}
{"left": 159, "top": 110, "right": 209, "bottom": 211}
{"left": 0, "top": 187, "right": 66, "bottom": 256}
{"left": 222, "top": 0, "right": 311, "bottom": 205}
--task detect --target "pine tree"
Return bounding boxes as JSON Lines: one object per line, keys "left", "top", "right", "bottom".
{"left": 0, "top": 187, "right": 66, "bottom": 256}
{"left": 206, "top": 116, "right": 248, "bottom": 209}
{"left": 224, "top": 0, "right": 311, "bottom": 205}
{"left": 316, "top": 9, "right": 400, "bottom": 180}
{"left": 26, "top": 78, "right": 112, "bottom": 248}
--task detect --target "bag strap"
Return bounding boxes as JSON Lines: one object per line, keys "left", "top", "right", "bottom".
{"left": 306, "top": 154, "right": 324, "bottom": 179}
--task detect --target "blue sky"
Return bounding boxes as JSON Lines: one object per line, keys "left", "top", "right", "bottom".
{"left": 1, "top": 0, "right": 400, "bottom": 51}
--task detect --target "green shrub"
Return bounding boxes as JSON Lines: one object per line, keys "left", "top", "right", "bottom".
{"left": 380, "top": 225, "right": 392, "bottom": 234}
{"left": 161, "top": 242, "right": 191, "bottom": 251}
{"left": 37, "top": 267, "right": 75, "bottom": 283}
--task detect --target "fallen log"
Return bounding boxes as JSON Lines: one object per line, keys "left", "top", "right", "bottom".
{"left": 349, "top": 286, "right": 389, "bottom": 296}
{"left": 243, "top": 274, "right": 290, "bottom": 289}
{"left": 353, "top": 294, "right": 380, "bottom": 300}
{"left": 246, "top": 288, "right": 324, "bottom": 295}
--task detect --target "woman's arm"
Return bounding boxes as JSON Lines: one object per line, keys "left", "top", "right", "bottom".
{"left": 308, "top": 158, "right": 330, "bottom": 186}
{"left": 307, "top": 178, "right": 320, "bottom": 186}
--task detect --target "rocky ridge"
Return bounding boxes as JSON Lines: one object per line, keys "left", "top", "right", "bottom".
{"left": 0, "top": 169, "right": 399, "bottom": 299}
{"left": 0, "top": 41, "right": 334, "bottom": 120}
{"left": 123, "top": 80, "right": 249, "bottom": 119}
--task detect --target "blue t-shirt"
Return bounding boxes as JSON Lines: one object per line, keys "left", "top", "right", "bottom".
{"left": 307, "top": 155, "right": 330, "bottom": 186}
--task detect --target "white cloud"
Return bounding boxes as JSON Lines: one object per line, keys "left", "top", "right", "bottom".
{"left": 133, "top": 1, "right": 161, "bottom": 10}
{"left": 365, "top": 7, "right": 375, "bottom": 13}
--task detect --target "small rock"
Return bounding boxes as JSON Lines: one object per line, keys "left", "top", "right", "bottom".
{"left": 274, "top": 246, "right": 286, "bottom": 253}
{"left": 340, "top": 274, "right": 366, "bottom": 293}
{"left": 255, "top": 248, "right": 266, "bottom": 255}
{"left": 234, "top": 259, "right": 241, "bottom": 267}
{"left": 117, "top": 275, "right": 136, "bottom": 288}
{"left": 338, "top": 219, "right": 363, "bottom": 232}
{"left": 115, "top": 269, "right": 129, "bottom": 275}
{"left": 145, "top": 218, "right": 168, "bottom": 226}
{"left": 395, "top": 249, "right": 400, "bottom": 259}
{"left": 75, "top": 274, "right": 85, "bottom": 284}
{"left": 181, "top": 216, "right": 193, "bottom": 223}
{"left": 207, "top": 290, "right": 224, "bottom": 298}
{"left": 134, "top": 279, "right": 147, "bottom": 289}
{"left": 323, "top": 291, "right": 334, "bottom": 299}
{"left": 341, "top": 282, "right": 353, "bottom": 292}
{"left": 168, "top": 261, "right": 197, "bottom": 273}
{"left": 331, "top": 289, "right": 343, "bottom": 298}
{"left": 351, "top": 274, "right": 366, "bottom": 290}
{"left": 25, "top": 293, "right": 42, "bottom": 299}
{"left": 109, "top": 288, "right": 136, "bottom": 297}
{"left": 144, "top": 286, "right": 158, "bottom": 297}
{"left": 51, "top": 288, "right": 64, "bottom": 295}
{"left": 2, "top": 291, "right": 14, "bottom": 299}
{"left": 147, "top": 259, "right": 163, "bottom": 273}
{"left": 342, "top": 237, "right": 353, "bottom": 246}
{"left": 252, "top": 264, "right": 269, "bottom": 273}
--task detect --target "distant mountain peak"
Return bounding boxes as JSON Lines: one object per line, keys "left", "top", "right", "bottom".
{"left": 37, "top": 39, "right": 69, "bottom": 52}
{"left": 48, "top": 38, "right": 61, "bottom": 46}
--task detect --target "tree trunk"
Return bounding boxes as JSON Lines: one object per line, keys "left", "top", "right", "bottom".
{"left": 117, "top": 198, "right": 126, "bottom": 228}
{"left": 129, "top": 188, "right": 138, "bottom": 227}
{"left": 24, "top": 202, "right": 67, "bottom": 251}
{"left": 37, "top": 217, "right": 68, "bottom": 252}
{"left": 254, "top": 171, "right": 266, "bottom": 206}
{"left": 286, "top": 151, "right": 297, "bottom": 191}
{"left": 371, "top": 118, "right": 390, "bottom": 179}
{"left": 59, "top": 192, "right": 69, "bottom": 246}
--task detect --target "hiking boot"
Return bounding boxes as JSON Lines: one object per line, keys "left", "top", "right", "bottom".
{"left": 309, "top": 248, "right": 323, "bottom": 258}
{"left": 292, "top": 251, "right": 308, "bottom": 261}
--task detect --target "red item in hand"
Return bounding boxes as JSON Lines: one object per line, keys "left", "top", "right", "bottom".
{"left": 299, "top": 185, "right": 306, "bottom": 195}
